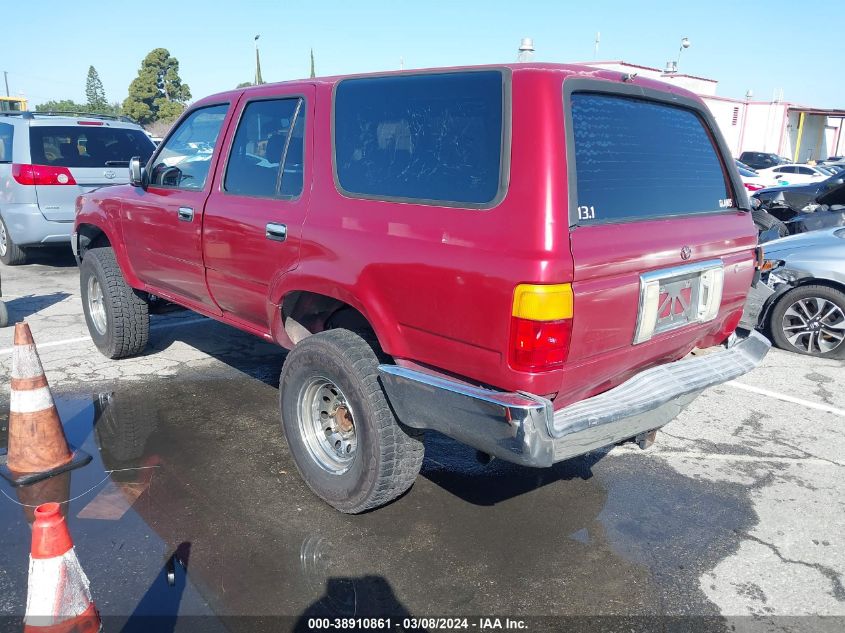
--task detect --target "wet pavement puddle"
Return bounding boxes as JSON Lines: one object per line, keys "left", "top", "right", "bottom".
{"left": 0, "top": 378, "right": 760, "bottom": 632}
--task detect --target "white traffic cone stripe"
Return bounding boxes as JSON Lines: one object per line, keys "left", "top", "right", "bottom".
{"left": 11, "top": 344, "right": 46, "bottom": 379}
{"left": 24, "top": 549, "right": 93, "bottom": 626}
{"left": 10, "top": 386, "right": 55, "bottom": 414}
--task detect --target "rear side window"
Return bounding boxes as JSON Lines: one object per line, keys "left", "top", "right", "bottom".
{"left": 29, "top": 126, "right": 155, "bottom": 168}
{"left": 0, "top": 123, "right": 12, "bottom": 162}
{"left": 570, "top": 93, "right": 731, "bottom": 223}
{"left": 334, "top": 71, "right": 504, "bottom": 206}
{"left": 224, "top": 97, "right": 305, "bottom": 198}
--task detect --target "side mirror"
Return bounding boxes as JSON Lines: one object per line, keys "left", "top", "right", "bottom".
{"left": 129, "top": 156, "right": 147, "bottom": 188}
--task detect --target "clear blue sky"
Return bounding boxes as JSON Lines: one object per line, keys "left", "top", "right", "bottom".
{"left": 3, "top": 0, "right": 842, "bottom": 109}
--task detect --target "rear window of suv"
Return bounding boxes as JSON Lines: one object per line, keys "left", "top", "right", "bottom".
{"left": 29, "top": 126, "right": 155, "bottom": 168}
{"left": 333, "top": 70, "right": 505, "bottom": 206}
{"left": 570, "top": 93, "right": 731, "bottom": 223}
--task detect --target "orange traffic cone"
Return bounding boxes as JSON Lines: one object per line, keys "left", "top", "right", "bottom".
{"left": 0, "top": 323, "right": 90, "bottom": 487}
{"left": 23, "top": 503, "right": 101, "bottom": 633}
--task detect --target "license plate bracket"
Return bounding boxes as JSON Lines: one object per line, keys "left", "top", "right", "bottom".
{"left": 633, "top": 260, "right": 724, "bottom": 344}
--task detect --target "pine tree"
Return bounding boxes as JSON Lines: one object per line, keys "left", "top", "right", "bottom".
{"left": 85, "top": 66, "right": 108, "bottom": 112}
{"left": 123, "top": 48, "right": 191, "bottom": 124}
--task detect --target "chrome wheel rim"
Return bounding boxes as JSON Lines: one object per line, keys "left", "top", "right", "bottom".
{"left": 87, "top": 276, "right": 108, "bottom": 335}
{"left": 297, "top": 377, "right": 357, "bottom": 474}
{"left": 0, "top": 222, "right": 7, "bottom": 257}
{"left": 782, "top": 297, "right": 845, "bottom": 354}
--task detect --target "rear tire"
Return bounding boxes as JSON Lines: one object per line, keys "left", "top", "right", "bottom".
{"left": 280, "top": 329, "right": 424, "bottom": 513}
{"left": 79, "top": 247, "right": 149, "bottom": 359}
{"left": 0, "top": 216, "right": 28, "bottom": 265}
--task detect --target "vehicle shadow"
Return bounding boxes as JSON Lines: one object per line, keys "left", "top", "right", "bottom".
{"left": 144, "top": 314, "right": 287, "bottom": 387}
{"left": 420, "top": 430, "right": 609, "bottom": 506}
{"left": 2, "top": 291, "right": 71, "bottom": 323}
{"left": 293, "top": 576, "right": 422, "bottom": 632}
{"left": 19, "top": 248, "right": 78, "bottom": 268}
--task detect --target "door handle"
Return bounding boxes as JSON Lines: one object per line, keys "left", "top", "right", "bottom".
{"left": 265, "top": 222, "right": 287, "bottom": 242}
{"left": 177, "top": 207, "right": 194, "bottom": 222}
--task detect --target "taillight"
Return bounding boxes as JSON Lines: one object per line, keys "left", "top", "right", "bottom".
{"left": 743, "top": 182, "right": 764, "bottom": 192}
{"left": 12, "top": 164, "right": 77, "bottom": 186}
{"left": 509, "top": 283, "right": 573, "bottom": 372}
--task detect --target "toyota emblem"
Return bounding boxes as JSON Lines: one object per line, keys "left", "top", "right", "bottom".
{"left": 680, "top": 245, "right": 692, "bottom": 261}
{"left": 103, "top": 169, "right": 116, "bottom": 180}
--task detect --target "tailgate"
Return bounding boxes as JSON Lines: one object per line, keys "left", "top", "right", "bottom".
{"left": 36, "top": 167, "right": 127, "bottom": 222}
{"left": 558, "top": 87, "right": 755, "bottom": 406}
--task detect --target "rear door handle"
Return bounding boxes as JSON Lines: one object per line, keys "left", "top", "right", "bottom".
{"left": 265, "top": 222, "right": 287, "bottom": 242}
{"left": 177, "top": 207, "right": 194, "bottom": 222}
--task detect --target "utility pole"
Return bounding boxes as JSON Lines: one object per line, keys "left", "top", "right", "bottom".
{"left": 254, "top": 35, "right": 264, "bottom": 85}
{"left": 4, "top": 71, "right": 9, "bottom": 97}
{"left": 594, "top": 32, "right": 600, "bottom": 59}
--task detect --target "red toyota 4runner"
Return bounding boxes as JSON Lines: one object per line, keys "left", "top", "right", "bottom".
{"left": 74, "top": 64, "right": 770, "bottom": 512}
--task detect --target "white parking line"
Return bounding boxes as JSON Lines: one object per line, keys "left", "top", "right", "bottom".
{"left": 0, "top": 316, "right": 212, "bottom": 355}
{"left": 726, "top": 381, "right": 845, "bottom": 417}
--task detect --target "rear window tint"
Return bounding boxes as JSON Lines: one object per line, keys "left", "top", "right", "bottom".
{"left": 0, "top": 123, "right": 12, "bottom": 162}
{"left": 334, "top": 71, "right": 504, "bottom": 206}
{"left": 29, "top": 126, "right": 155, "bottom": 168}
{"left": 570, "top": 93, "right": 731, "bottom": 223}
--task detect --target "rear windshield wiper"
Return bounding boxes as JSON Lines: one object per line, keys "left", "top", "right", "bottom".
{"left": 104, "top": 160, "right": 129, "bottom": 167}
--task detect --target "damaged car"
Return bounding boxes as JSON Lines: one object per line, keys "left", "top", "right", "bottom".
{"left": 751, "top": 176, "right": 845, "bottom": 237}
{"left": 741, "top": 227, "right": 845, "bottom": 358}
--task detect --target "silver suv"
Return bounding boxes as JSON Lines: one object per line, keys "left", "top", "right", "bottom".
{"left": 0, "top": 112, "right": 155, "bottom": 265}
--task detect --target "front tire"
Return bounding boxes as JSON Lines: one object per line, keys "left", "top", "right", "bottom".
{"left": 280, "top": 329, "right": 424, "bottom": 513}
{"left": 0, "top": 216, "right": 28, "bottom": 265}
{"left": 79, "top": 247, "right": 149, "bottom": 359}
{"left": 769, "top": 285, "right": 845, "bottom": 358}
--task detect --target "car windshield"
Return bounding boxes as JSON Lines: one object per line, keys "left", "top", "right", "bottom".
{"left": 29, "top": 125, "right": 155, "bottom": 168}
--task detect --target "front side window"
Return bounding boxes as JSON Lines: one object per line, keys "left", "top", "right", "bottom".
{"left": 28, "top": 126, "right": 154, "bottom": 167}
{"left": 224, "top": 98, "right": 304, "bottom": 198}
{"left": 570, "top": 93, "right": 731, "bottom": 223}
{"left": 149, "top": 104, "right": 228, "bottom": 190}
{"left": 334, "top": 70, "right": 504, "bottom": 206}
{"left": 0, "top": 123, "right": 12, "bottom": 162}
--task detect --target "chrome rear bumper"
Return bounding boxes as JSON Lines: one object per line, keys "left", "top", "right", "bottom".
{"left": 378, "top": 331, "right": 770, "bottom": 467}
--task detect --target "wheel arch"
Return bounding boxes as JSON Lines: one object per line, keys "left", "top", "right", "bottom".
{"left": 75, "top": 221, "right": 143, "bottom": 289}
{"left": 269, "top": 284, "right": 399, "bottom": 357}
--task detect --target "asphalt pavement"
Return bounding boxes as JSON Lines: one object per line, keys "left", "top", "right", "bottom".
{"left": 0, "top": 249, "right": 843, "bottom": 632}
